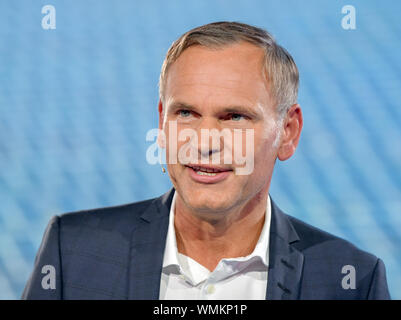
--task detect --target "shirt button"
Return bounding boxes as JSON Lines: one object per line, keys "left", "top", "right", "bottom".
{"left": 206, "top": 284, "right": 215, "bottom": 294}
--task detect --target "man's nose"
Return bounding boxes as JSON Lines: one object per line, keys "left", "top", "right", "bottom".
{"left": 195, "top": 117, "right": 223, "bottom": 160}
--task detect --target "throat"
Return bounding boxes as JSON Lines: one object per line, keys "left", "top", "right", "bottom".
{"left": 174, "top": 215, "right": 265, "bottom": 272}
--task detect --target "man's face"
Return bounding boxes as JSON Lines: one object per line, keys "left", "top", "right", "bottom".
{"left": 160, "top": 42, "right": 282, "bottom": 217}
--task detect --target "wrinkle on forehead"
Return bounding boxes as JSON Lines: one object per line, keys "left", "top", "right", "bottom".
{"left": 164, "top": 43, "right": 271, "bottom": 96}
{"left": 162, "top": 42, "right": 280, "bottom": 139}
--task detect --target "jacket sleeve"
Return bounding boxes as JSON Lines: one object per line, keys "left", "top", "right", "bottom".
{"left": 21, "top": 215, "right": 63, "bottom": 299}
{"left": 367, "top": 258, "right": 391, "bottom": 300}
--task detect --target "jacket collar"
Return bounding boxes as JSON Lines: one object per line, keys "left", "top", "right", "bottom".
{"left": 128, "top": 188, "right": 304, "bottom": 300}
{"left": 128, "top": 189, "right": 174, "bottom": 299}
{"left": 265, "top": 199, "right": 304, "bottom": 299}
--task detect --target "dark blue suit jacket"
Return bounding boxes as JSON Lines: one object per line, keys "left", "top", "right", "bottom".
{"left": 22, "top": 188, "right": 390, "bottom": 299}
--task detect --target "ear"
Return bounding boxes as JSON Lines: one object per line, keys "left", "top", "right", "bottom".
{"left": 157, "top": 99, "right": 166, "bottom": 148}
{"left": 277, "top": 104, "right": 303, "bottom": 161}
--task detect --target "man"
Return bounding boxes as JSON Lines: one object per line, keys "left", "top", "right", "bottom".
{"left": 22, "top": 21, "right": 390, "bottom": 299}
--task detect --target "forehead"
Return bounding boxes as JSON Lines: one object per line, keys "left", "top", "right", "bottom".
{"left": 164, "top": 42, "right": 273, "bottom": 109}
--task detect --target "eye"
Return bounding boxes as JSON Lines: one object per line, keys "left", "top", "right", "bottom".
{"left": 178, "top": 110, "right": 191, "bottom": 118}
{"left": 231, "top": 113, "right": 245, "bottom": 121}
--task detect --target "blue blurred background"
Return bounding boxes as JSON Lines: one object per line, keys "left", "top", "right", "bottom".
{"left": 0, "top": 0, "right": 400, "bottom": 299}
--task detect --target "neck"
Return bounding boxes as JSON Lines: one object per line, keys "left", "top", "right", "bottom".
{"left": 174, "top": 188, "right": 269, "bottom": 271}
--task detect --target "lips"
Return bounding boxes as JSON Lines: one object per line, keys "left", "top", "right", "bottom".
{"left": 185, "top": 164, "right": 232, "bottom": 183}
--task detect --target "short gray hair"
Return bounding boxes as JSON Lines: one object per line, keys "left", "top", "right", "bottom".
{"left": 159, "top": 21, "right": 299, "bottom": 117}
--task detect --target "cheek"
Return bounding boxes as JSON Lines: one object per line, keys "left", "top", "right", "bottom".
{"left": 259, "top": 118, "right": 282, "bottom": 151}
{"left": 253, "top": 128, "right": 279, "bottom": 169}
{"left": 232, "top": 125, "right": 278, "bottom": 165}
{"left": 245, "top": 140, "right": 276, "bottom": 188}
{"left": 165, "top": 124, "right": 195, "bottom": 164}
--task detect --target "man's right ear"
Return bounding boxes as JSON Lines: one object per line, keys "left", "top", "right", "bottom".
{"left": 158, "top": 100, "right": 164, "bottom": 128}
{"left": 157, "top": 100, "right": 166, "bottom": 148}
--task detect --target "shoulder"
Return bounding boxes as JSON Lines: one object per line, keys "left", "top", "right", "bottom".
{"left": 287, "top": 213, "right": 378, "bottom": 265}
{"left": 285, "top": 213, "right": 387, "bottom": 298}
{"left": 57, "top": 196, "right": 158, "bottom": 243}
{"left": 287, "top": 213, "right": 391, "bottom": 299}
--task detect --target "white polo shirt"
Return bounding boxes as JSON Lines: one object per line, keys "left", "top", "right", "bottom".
{"left": 159, "top": 192, "right": 271, "bottom": 300}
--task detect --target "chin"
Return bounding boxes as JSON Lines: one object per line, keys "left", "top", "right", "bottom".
{"left": 183, "top": 189, "right": 237, "bottom": 213}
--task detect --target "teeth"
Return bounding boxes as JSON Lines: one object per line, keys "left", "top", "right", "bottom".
{"left": 196, "top": 171, "right": 217, "bottom": 176}
{"left": 191, "top": 166, "right": 222, "bottom": 173}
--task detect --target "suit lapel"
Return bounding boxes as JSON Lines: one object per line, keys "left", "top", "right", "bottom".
{"left": 127, "top": 189, "right": 304, "bottom": 300}
{"left": 265, "top": 199, "right": 304, "bottom": 300}
{"left": 128, "top": 189, "right": 174, "bottom": 299}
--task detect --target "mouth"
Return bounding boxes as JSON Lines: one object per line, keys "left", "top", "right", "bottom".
{"left": 185, "top": 164, "right": 233, "bottom": 183}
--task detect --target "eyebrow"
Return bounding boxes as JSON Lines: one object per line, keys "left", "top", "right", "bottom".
{"left": 167, "top": 101, "right": 262, "bottom": 119}
{"left": 168, "top": 102, "right": 197, "bottom": 114}
{"left": 221, "top": 106, "right": 261, "bottom": 119}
